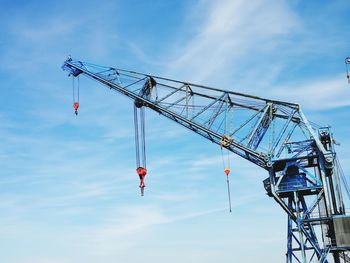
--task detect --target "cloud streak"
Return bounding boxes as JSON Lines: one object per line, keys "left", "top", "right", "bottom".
{"left": 270, "top": 74, "right": 350, "bottom": 110}
{"left": 165, "top": 0, "right": 298, "bottom": 82}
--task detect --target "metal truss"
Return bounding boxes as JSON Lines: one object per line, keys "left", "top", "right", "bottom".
{"left": 62, "top": 58, "right": 350, "bottom": 262}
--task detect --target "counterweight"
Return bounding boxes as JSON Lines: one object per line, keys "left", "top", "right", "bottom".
{"left": 62, "top": 57, "right": 350, "bottom": 263}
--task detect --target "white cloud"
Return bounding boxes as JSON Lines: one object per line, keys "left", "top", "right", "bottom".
{"left": 270, "top": 74, "right": 350, "bottom": 110}
{"left": 162, "top": 0, "right": 350, "bottom": 112}
{"left": 165, "top": 0, "right": 298, "bottom": 82}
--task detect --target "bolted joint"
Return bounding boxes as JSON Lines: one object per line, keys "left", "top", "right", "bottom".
{"left": 134, "top": 98, "right": 145, "bottom": 108}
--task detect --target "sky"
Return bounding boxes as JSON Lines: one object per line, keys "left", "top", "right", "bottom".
{"left": 0, "top": 0, "right": 349, "bottom": 262}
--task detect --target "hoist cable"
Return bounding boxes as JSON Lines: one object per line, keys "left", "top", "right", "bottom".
{"left": 220, "top": 98, "right": 232, "bottom": 212}
{"left": 227, "top": 102, "right": 233, "bottom": 212}
{"left": 72, "top": 76, "right": 80, "bottom": 103}
{"left": 134, "top": 104, "right": 140, "bottom": 168}
{"left": 141, "top": 107, "right": 147, "bottom": 168}
{"left": 134, "top": 105, "right": 147, "bottom": 168}
{"left": 72, "top": 76, "right": 80, "bottom": 115}
{"left": 226, "top": 173, "right": 232, "bottom": 213}
{"left": 220, "top": 147, "right": 232, "bottom": 213}
{"left": 77, "top": 76, "right": 80, "bottom": 102}
{"left": 220, "top": 147, "right": 226, "bottom": 169}
{"left": 72, "top": 76, "right": 75, "bottom": 104}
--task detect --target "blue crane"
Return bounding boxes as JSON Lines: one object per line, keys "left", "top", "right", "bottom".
{"left": 62, "top": 57, "right": 350, "bottom": 263}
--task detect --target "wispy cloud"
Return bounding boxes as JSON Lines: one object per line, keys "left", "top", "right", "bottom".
{"left": 162, "top": 0, "right": 350, "bottom": 112}
{"left": 270, "top": 74, "right": 350, "bottom": 110}
{"left": 165, "top": 0, "right": 298, "bottom": 82}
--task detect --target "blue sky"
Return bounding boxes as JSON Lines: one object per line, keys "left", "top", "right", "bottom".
{"left": 0, "top": 0, "right": 350, "bottom": 262}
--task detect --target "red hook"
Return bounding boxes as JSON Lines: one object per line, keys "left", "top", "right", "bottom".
{"left": 224, "top": 168, "right": 230, "bottom": 176}
{"left": 73, "top": 102, "right": 79, "bottom": 115}
{"left": 136, "top": 167, "right": 147, "bottom": 196}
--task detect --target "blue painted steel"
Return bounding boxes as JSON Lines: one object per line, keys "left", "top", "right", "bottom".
{"left": 61, "top": 58, "right": 350, "bottom": 262}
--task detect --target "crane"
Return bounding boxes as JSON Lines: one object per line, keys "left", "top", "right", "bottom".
{"left": 62, "top": 57, "right": 350, "bottom": 263}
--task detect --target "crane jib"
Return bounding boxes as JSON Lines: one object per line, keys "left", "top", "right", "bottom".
{"left": 62, "top": 60, "right": 83, "bottom": 77}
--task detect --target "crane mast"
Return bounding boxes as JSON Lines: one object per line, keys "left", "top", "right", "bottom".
{"left": 62, "top": 57, "right": 350, "bottom": 263}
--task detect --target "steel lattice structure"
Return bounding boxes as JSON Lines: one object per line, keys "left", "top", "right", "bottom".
{"left": 62, "top": 57, "right": 350, "bottom": 263}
